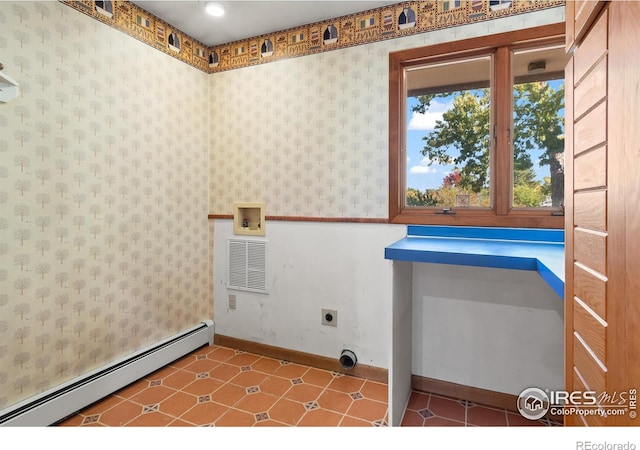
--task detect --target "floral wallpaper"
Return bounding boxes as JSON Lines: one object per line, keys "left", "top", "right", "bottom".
{"left": 209, "top": 50, "right": 390, "bottom": 218}
{"left": 208, "top": 6, "right": 564, "bottom": 218}
{"left": 0, "top": 2, "right": 210, "bottom": 410}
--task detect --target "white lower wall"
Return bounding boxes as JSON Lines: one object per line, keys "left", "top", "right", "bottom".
{"left": 412, "top": 263, "right": 564, "bottom": 396}
{"left": 213, "top": 220, "right": 564, "bottom": 395}
{"left": 212, "top": 220, "right": 406, "bottom": 369}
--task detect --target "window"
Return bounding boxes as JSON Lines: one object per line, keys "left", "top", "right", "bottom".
{"left": 406, "top": 55, "right": 492, "bottom": 209}
{"left": 389, "top": 23, "right": 566, "bottom": 228}
{"left": 511, "top": 45, "right": 566, "bottom": 209}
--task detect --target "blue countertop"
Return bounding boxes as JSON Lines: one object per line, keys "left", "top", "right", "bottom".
{"left": 385, "top": 226, "right": 565, "bottom": 299}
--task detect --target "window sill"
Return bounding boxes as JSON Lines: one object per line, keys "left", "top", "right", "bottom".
{"left": 389, "top": 209, "right": 565, "bottom": 229}
{"left": 384, "top": 225, "right": 564, "bottom": 299}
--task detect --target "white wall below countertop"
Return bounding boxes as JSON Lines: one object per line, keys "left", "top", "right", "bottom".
{"left": 212, "top": 219, "right": 406, "bottom": 369}
{"left": 412, "top": 263, "right": 564, "bottom": 396}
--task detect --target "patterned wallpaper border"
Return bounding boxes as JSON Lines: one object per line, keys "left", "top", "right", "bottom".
{"left": 60, "top": 0, "right": 211, "bottom": 72}
{"left": 60, "top": 0, "right": 565, "bottom": 74}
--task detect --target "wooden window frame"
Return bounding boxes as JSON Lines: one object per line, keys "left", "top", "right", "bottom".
{"left": 389, "top": 23, "right": 566, "bottom": 228}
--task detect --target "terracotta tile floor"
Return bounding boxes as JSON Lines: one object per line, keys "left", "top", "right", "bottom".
{"left": 56, "top": 345, "right": 389, "bottom": 427}
{"left": 55, "top": 344, "right": 561, "bottom": 427}
{"left": 401, "top": 390, "right": 563, "bottom": 427}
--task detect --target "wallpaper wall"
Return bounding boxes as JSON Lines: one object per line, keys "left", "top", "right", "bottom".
{"left": 59, "top": 0, "right": 563, "bottom": 74}
{"left": 208, "top": 7, "right": 564, "bottom": 217}
{"left": 209, "top": 50, "right": 390, "bottom": 218}
{"left": 0, "top": 2, "right": 210, "bottom": 410}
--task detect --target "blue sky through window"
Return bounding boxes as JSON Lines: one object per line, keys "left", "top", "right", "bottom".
{"left": 406, "top": 79, "right": 564, "bottom": 193}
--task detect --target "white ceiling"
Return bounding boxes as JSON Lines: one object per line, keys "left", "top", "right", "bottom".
{"left": 129, "top": 1, "right": 401, "bottom": 47}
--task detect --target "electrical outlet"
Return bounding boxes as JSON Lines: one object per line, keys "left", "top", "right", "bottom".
{"left": 321, "top": 309, "right": 337, "bottom": 327}
{"left": 228, "top": 294, "right": 237, "bottom": 310}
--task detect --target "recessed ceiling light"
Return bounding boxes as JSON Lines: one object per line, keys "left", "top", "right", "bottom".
{"left": 205, "top": 2, "right": 225, "bottom": 17}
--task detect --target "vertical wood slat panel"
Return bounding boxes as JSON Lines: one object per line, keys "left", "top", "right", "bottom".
{"left": 574, "top": 229, "right": 607, "bottom": 275}
{"left": 573, "top": 333, "right": 606, "bottom": 395}
{"left": 574, "top": 190, "right": 607, "bottom": 232}
{"left": 574, "top": 263, "right": 606, "bottom": 320}
{"left": 564, "top": 56, "right": 577, "bottom": 404}
{"left": 565, "top": 368, "right": 605, "bottom": 426}
{"left": 568, "top": 0, "right": 612, "bottom": 427}
{"left": 569, "top": 368, "right": 587, "bottom": 426}
{"left": 574, "top": 144, "right": 606, "bottom": 190}
{"left": 573, "top": 297, "right": 606, "bottom": 364}
{"left": 566, "top": 0, "right": 576, "bottom": 52}
{"left": 573, "top": 1, "right": 606, "bottom": 50}
{"left": 572, "top": 369, "right": 607, "bottom": 426}
{"left": 574, "top": 56, "right": 607, "bottom": 120}
{"left": 574, "top": 101, "right": 606, "bottom": 157}
{"left": 607, "top": 0, "right": 640, "bottom": 425}
{"left": 620, "top": 7, "right": 640, "bottom": 421}
{"left": 574, "top": 7, "right": 608, "bottom": 83}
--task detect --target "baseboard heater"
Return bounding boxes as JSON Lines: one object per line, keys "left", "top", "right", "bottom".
{"left": 0, "top": 320, "right": 214, "bottom": 427}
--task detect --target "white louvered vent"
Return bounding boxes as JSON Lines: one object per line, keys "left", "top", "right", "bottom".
{"left": 228, "top": 239, "right": 267, "bottom": 293}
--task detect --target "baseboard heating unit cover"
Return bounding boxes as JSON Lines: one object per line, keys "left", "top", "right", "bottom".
{"left": 0, "top": 320, "right": 214, "bottom": 427}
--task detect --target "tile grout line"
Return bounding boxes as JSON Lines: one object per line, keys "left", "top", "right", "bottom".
{"left": 292, "top": 365, "right": 318, "bottom": 426}
{"left": 64, "top": 346, "right": 536, "bottom": 427}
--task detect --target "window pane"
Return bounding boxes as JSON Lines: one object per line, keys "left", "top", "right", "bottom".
{"left": 405, "top": 56, "right": 492, "bottom": 208}
{"left": 512, "top": 45, "right": 567, "bottom": 208}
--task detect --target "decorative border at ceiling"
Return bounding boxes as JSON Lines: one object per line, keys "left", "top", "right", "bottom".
{"left": 62, "top": 0, "right": 564, "bottom": 74}
{"left": 61, "top": 0, "right": 211, "bottom": 72}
